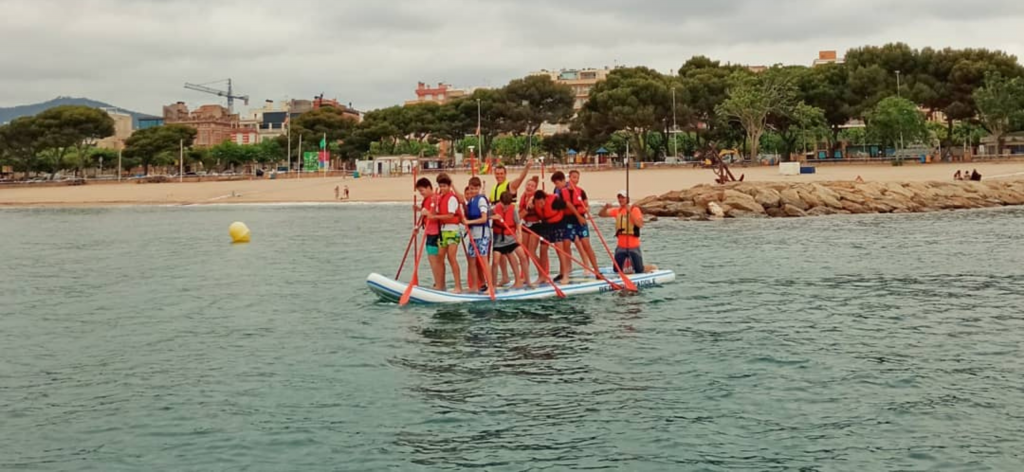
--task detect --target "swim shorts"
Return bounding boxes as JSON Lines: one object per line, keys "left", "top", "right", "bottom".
{"left": 495, "top": 242, "right": 520, "bottom": 255}
{"left": 425, "top": 234, "right": 440, "bottom": 256}
{"left": 467, "top": 235, "right": 491, "bottom": 258}
{"left": 439, "top": 230, "right": 461, "bottom": 248}
{"left": 574, "top": 222, "right": 590, "bottom": 239}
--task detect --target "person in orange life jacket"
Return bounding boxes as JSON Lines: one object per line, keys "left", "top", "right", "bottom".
{"left": 422, "top": 173, "right": 463, "bottom": 293}
{"left": 532, "top": 188, "right": 572, "bottom": 285}
{"left": 492, "top": 190, "right": 528, "bottom": 289}
{"left": 415, "top": 178, "right": 446, "bottom": 291}
{"left": 463, "top": 177, "right": 492, "bottom": 292}
{"left": 598, "top": 190, "right": 658, "bottom": 274}
{"left": 568, "top": 170, "right": 601, "bottom": 275}
{"left": 552, "top": 171, "right": 591, "bottom": 277}
{"left": 518, "top": 176, "right": 542, "bottom": 287}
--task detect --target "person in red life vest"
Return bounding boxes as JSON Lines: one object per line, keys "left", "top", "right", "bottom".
{"left": 568, "top": 170, "right": 601, "bottom": 275}
{"left": 598, "top": 190, "right": 658, "bottom": 274}
{"left": 492, "top": 190, "right": 528, "bottom": 289}
{"left": 422, "top": 173, "right": 463, "bottom": 293}
{"left": 463, "top": 177, "right": 492, "bottom": 292}
{"left": 533, "top": 188, "right": 572, "bottom": 285}
{"left": 518, "top": 176, "right": 542, "bottom": 286}
{"left": 415, "top": 178, "right": 445, "bottom": 290}
{"left": 552, "top": 171, "right": 592, "bottom": 274}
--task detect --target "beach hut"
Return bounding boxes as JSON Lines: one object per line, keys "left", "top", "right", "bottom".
{"left": 595, "top": 147, "right": 610, "bottom": 165}
{"left": 567, "top": 149, "right": 579, "bottom": 164}
{"left": 370, "top": 156, "right": 418, "bottom": 177}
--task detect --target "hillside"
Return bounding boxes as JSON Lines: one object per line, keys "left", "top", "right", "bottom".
{"left": 0, "top": 96, "right": 157, "bottom": 127}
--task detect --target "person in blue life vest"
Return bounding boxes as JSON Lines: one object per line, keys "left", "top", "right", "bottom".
{"left": 463, "top": 177, "right": 492, "bottom": 292}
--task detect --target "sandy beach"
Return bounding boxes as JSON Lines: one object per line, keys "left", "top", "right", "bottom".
{"left": 3, "top": 162, "right": 1024, "bottom": 207}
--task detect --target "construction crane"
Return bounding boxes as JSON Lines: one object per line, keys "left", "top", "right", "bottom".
{"left": 183, "top": 79, "right": 249, "bottom": 113}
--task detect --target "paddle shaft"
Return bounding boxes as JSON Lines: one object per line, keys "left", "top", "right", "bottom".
{"left": 586, "top": 212, "right": 638, "bottom": 292}
{"left": 399, "top": 231, "right": 429, "bottom": 306}
{"left": 495, "top": 217, "right": 565, "bottom": 298}
{"left": 463, "top": 225, "right": 496, "bottom": 301}
{"left": 520, "top": 225, "right": 622, "bottom": 291}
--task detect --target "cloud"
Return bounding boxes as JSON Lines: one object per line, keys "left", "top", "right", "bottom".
{"left": 1, "top": 0, "right": 1022, "bottom": 114}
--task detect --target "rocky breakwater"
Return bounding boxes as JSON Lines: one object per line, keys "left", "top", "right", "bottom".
{"left": 635, "top": 180, "right": 1024, "bottom": 219}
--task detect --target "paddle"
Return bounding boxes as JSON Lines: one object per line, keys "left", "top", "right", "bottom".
{"left": 398, "top": 230, "right": 428, "bottom": 306}
{"left": 494, "top": 217, "right": 565, "bottom": 298}
{"left": 395, "top": 166, "right": 419, "bottom": 280}
{"left": 586, "top": 212, "right": 638, "bottom": 292}
{"left": 519, "top": 225, "right": 622, "bottom": 291}
{"left": 463, "top": 226, "right": 496, "bottom": 301}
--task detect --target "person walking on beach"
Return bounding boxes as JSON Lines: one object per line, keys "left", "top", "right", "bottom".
{"left": 335, "top": 185, "right": 340, "bottom": 200}
{"left": 344, "top": 186, "right": 350, "bottom": 200}
{"left": 598, "top": 190, "right": 657, "bottom": 274}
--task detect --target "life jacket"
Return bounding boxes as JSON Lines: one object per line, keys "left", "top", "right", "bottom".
{"left": 520, "top": 194, "right": 540, "bottom": 223}
{"left": 490, "top": 180, "right": 515, "bottom": 204}
{"left": 421, "top": 195, "right": 441, "bottom": 235}
{"left": 556, "top": 186, "right": 580, "bottom": 217}
{"left": 537, "top": 195, "right": 563, "bottom": 224}
{"left": 465, "top": 195, "right": 489, "bottom": 229}
{"left": 437, "top": 192, "right": 461, "bottom": 225}
{"left": 493, "top": 203, "right": 518, "bottom": 235}
{"left": 615, "top": 207, "right": 640, "bottom": 237}
{"left": 570, "top": 185, "right": 588, "bottom": 214}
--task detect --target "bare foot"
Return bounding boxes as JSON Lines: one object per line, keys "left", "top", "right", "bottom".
{"left": 451, "top": 289, "right": 463, "bottom": 294}
{"left": 500, "top": 279, "right": 510, "bottom": 287}
{"left": 512, "top": 283, "right": 524, "bottom": 290}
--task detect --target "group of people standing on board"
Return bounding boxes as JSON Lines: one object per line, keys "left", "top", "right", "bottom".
{"left": 413, "top": 159, "right": 653, "bottom": 294}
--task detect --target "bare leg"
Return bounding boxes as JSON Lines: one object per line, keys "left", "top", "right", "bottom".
{"left": 446, "top": 245, "right": 462, "bottom": 293}
{"left": 429, "top": 254, "right": 445, "bottom": 291}
{"left": 580, "top": 237, "right": 600, "bottom": 276}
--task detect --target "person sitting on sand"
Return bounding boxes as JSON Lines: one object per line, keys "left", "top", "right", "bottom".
{"left": 970, "top": 169, "right": 982, "bottom": 181}
{"left": 954, "top": 170, "right": 963, "bottom": 181}
{"left": 598, "top": 190, "right": 658, "bottom": 274}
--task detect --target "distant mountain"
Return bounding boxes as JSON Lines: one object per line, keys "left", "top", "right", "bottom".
{"left": 0, "top": 96, "right": 158, "bottom": 127}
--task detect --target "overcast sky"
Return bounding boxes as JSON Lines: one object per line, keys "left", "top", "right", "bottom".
{"left": 2, "top": 0, "right": 1024, "bottom": 115}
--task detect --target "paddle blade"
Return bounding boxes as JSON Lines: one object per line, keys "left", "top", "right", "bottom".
{"left": 399, "top": 235, "right": 428, "bottom": 306}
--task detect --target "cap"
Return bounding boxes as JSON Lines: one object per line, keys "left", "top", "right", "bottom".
{"left": 617, "top": 189, "right": 629, "bottom": 198}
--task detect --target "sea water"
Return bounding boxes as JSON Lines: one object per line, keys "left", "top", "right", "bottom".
{"left": 1, "top": 205, "right": 1023, "bottom": 471}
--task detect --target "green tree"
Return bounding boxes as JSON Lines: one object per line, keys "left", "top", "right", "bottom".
{"left": 577, "top": 66, "right": 673, "bottom": 161}
{"left": 717, "top": 68, "right": 800, "bottom": 160}
{"left": 0, "top": 116, "right": 46, "bottom": 175}
{"left": 31, "top": 106, "right": 115, "bottom": 178}
{"left": 678, "top": 56, "right": 741, "bottom": 147}
{"left": 500, "top": 75, "right": 575, "bottom": 142}
{"left": 866, "top": 97, "right": 928, "bottom": 151}
{"left": 123, "top": 124, "right": 197, "bottom": 175}
{"left": 973, "top": 72, "right": 1024, "bottom": 155}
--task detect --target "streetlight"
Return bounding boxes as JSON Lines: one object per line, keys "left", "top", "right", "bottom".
{"left": 671, "top": 87, "right": 678, "bottom": 159}
{"left": 896, "top": 70, "right": 904, "bottom": 150}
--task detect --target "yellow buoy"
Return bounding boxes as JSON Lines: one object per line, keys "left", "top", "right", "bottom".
{"left": 229, "top": 222, "right": 251, "bottom": 244}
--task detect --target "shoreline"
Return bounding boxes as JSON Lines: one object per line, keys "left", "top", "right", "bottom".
{"left": 4, "top": 162, "right": 1024, "bottom": 209}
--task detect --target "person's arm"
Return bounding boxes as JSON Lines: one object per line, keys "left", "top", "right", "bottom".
{"left": 630, "top": 206, "right": 644, "bottom": 228}
{"left": 464, "top": 201, "right": 489, "bottom": 226}
{"left": 598, "top": 203, "right": 614, "bottom": 218}
{"left": 508, "top": 159, "right": 533, "bottom": 193}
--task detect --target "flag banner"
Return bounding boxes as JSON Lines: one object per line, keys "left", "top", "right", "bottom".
{"left": 303, "top": 152, "right": 318, "bottom": 172}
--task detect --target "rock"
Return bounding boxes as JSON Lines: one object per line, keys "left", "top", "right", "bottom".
{"left": 863, "top": 200, "right": 894, "bottom": 213}
{"left": 811, "top": 183, "right": 842, "bottom": 202}
{"left": 639, "top": 201, "right": 671, "bottom": 217}
{"left": 841, "top": 201, "right": 867, "bottom": 213}
{"left": 766, "top": 207, "right": 787, "bottom": 218}
{"left": 665, "top": 202, "right": 705, "bottom": 218}
{"left": 694, "top": 190, "right": 723, "bottom": 209}
{"left": 797, "top": 188, "right": 823, "bottom": 209}
{"left": 722, "top": 189, "right": 767, "bottom": 214}
{"left": 659, "top": 190, "right": 690, "bottom": 202}
{"left": 727, "top": 209, "right": 767, "bottom": 218}
{"left": 806, "top": 206, "right": 839, "bottom": 217}
{"left": 883, "top": 182, "right": 916, "bottom": 199}
{"left": 856, "top": 182, "right": 887, "bottom": 200}
{"left": 783, "top": 204, "right": 807, "bottom": 217}
{"left": 835, "top": 189, "right": 867, "bottom": 204}
{"left": 707, "top": 201, "right": 725, "bottom": 218}
{"left": 780, "top": 189, "right": 808, "bottom": 211}
{"left": 753, "top": 188, "right": 782, "bottom": 208}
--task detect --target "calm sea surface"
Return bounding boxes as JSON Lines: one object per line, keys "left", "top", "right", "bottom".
{"left": 1, "top": 204, "right": 1023, "bottom": 471}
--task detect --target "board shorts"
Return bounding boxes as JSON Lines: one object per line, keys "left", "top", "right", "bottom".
{"left": 614, "top": 247, "right": 644, "bottom": 274}
{"left": 574, "top": 222, "right": 590, "bottom": 239}
{"left": 493, "top": 233, "right": 519, "bottom": 255}
{"left": 425, "top": 234, "right": 440, "bottom": 256}
{"left": 467, "top": 234, "right": 491, "bottom": 258}
{"left": 536, "top": 220, "right": 566, "bottom": 244}
{"left": 439, "top": 231, "right": 461, "bottom": 249}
